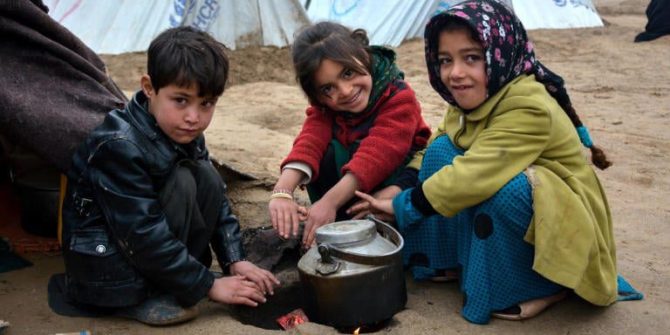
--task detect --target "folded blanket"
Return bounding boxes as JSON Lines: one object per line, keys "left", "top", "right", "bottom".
{"left": 0, "top": 0, "right": 127, "bottom": 172}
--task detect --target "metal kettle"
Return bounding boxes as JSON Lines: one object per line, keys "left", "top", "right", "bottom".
{"left": 297, "top": 216, "right": 407, "bottom": 328}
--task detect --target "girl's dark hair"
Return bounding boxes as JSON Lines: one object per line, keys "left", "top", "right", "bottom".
{"left": 439, "top": 18, "right": 480, "bottom": 43}
{"left": 291, "top": 22, "right": 371, "bottom": 105}
{"left": 147, "top": 27, "right": 229, "bottom": 97}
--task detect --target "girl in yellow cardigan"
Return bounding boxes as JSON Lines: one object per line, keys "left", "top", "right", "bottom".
{"left": 352, "top": 0, "right": 634, "bottom": 324}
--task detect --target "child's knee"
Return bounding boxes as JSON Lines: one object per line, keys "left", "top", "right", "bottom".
{"left": 170, "top": 166, "right": 198, "bottom": 198}
{"left": 476, "top": 174, "right": 532, "bottom": 226}
{"left": 190, "top": 161, "right": 225, "bottom": 193}
{"left": 159, "top": 166, "right": 199, "bottom": 210}
{"left": 486, "top": 174, "right": 531, "bottom": 207}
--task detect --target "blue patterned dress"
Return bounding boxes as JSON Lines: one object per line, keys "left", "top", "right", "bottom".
{"left": 393, "top": 135, "right": 563, "bottom": 324}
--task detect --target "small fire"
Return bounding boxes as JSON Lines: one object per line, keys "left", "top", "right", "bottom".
{"left": 353, "top": 327, "right": 360, "bottom": 335}
{"left": 275, "top": 308, "right": 308, "bottom": 330}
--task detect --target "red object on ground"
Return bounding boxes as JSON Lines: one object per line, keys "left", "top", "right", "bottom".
{"left": 276, "top": 308, "right": 309, "bottom": 330}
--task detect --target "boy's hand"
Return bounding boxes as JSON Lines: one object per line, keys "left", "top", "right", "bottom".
{"left": 269, "top": 198, "right": 301, "bottom": 239}
{"left": 302, "top": 199, "right": 337, "bottom": 248}
{"left": 208, "top": 275, "right": 266, "bottom": 307}
{"left": 230, "top": 261, "right": 280, "bottom": 296}
{"left": 347, "top": 185, "right": 401, "bottom": 220}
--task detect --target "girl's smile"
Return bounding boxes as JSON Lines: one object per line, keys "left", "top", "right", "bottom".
{"left": 342, "top": 88, "right": 362, "bottom": 106}
{"left": 313, "top": 58, "right": 372, "bottom": 113}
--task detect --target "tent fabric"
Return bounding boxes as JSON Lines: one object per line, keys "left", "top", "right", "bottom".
{"left": 511, "top": 0, "right": 603, "bottom": 30}
{"left": 42, "top": 0, "right": 310, "bottom": 54}
{"left": 635, "top": 0, "right": 670, "bottom": 42}
{"left": 0, "top": 0, "right": 127, "bottom": 172}
{"left": 306, "top": 0, "right": 440, "bottom": 47}
{"left": 306, "top": 0, "right": 603, "bottom": 47}
{"left": 40, "top": 0, "right": 604, "bottom": 53}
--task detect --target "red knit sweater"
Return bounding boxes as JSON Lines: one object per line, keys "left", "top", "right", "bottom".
{"left": 281, "top": 81, "right": 431, "bottom": 192}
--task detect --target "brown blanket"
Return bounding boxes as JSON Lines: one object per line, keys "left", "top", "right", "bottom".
{"left": 0, "top": 0, "right": 127, "bottom": 172}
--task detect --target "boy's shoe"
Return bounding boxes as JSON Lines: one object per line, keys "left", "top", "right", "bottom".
{"left": 116, "top": 295, "right": 199, "bottom": 326}
{"left": 491, "top": 291, "right": 567, "bottom": 321}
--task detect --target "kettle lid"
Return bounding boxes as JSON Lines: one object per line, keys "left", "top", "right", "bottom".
{"left": 315, "top": 219, "right": 376, "bottom": 245}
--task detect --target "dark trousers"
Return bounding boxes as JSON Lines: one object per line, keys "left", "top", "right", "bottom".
{"left": 307, "top": 141, "right": 410, "bottom": 221}
{"left": 306, "top": 144, "right": 358, "bottom": 221}
{"left": 159, "top": 160, "right": 223, "bottom": 268}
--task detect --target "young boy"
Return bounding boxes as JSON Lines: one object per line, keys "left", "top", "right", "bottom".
{"left": 61, "top": 27, "right": 279, "bottom": 326}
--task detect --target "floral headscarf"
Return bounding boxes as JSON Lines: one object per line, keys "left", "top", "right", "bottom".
{"left": 424, "top": 0, "right": 611, "bottom": 170}
{"left": 424, "top": 0, "right": 572, "bottom": 113}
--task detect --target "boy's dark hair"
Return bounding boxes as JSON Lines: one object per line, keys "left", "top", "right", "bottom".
{"left": 147, "top": 27, "right": 228, "bottom": 97}
{"left": 291, "top": 22, "right": 371, "bottom": 105}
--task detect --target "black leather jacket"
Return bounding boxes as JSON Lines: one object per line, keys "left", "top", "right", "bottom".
{"left": 62, "top": 91, "right": 244, "bottom": 307}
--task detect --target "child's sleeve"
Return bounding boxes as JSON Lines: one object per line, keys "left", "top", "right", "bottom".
{"left": 90, "top": 139, "right": 214, "bottom": 307}
{"left": 209, "top": 182, "right": 245, "bottom": 266}
{"left": 281, "top": 106, "right": 333, "bottom": 181}
{"left": 422, "top": 104, "right": 552, "bottom": 217}
{"left": 393, "top": 167, "right": 419, "bottom": 190}
{"left": 282, "top": 162, "right": 312, "bottom": 185}
{"left": 406, "top": 127, "right": 442, "bottom": 171}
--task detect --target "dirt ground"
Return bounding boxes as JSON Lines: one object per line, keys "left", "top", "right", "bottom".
{"left": 1, "top": 0, "right": 669, "bottom": 334}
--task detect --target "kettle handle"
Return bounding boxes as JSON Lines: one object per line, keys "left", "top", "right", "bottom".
{"left": 367, "top": 215, "right": 404, "bottom": 247}
{"left": 324, "top": 216, "right": 404, "bottom": 266}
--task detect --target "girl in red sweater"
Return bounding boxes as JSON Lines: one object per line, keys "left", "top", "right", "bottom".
{"left": 269, "top": 22, "right": 431, "bottom": 247}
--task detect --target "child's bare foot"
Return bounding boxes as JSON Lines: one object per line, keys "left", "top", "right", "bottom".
{"left": 491, "top": 291, "right": 567, "bottom": 321}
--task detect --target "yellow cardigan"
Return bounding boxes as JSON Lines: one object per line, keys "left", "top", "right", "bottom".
{"left": 410, "top": 75, "right": 617, "bottom": 305}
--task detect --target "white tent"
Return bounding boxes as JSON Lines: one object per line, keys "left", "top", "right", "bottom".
{"left": 305, "top": 0, "right": 439, "bottom": 47}
{"left": 43, "top": 0, "right": 603, "bottom": 54}
{"left": 306, "top": 0, "right": 603, "bottom": 47}
{"left": 42, "top": 0, "right": 310, "bottom": 54}
{"left": 510, "top": 0, "right": 603, "bottom": 30}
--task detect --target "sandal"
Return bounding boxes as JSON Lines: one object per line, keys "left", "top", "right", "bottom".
{"left": 491, "top": 291, "right": 567, "bottom": 321}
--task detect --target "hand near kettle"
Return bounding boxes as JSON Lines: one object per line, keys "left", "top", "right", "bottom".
{"left": 302, "top": 198, "right": 337, "bottom": 247}
{"left": 347, "top": 185, "right": 401, "bottom": 221}
{"left": 208, "top": 275, "right": 266, "bottom": 307}
{"left": 230, "top": 260, "right": 281, "bottom": 296}
{"left": 351, "top": 190, "right": 396, "bottom": 221}
{"left": 301, "top": 173, "right": 359, "bottom": 247}
{"left": 269, "top": 168, "right": 308, "bottom": 239}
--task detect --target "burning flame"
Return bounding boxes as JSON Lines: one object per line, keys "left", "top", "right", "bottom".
{"left": 353, "top": 327, "right": 360, "bottom": 335}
